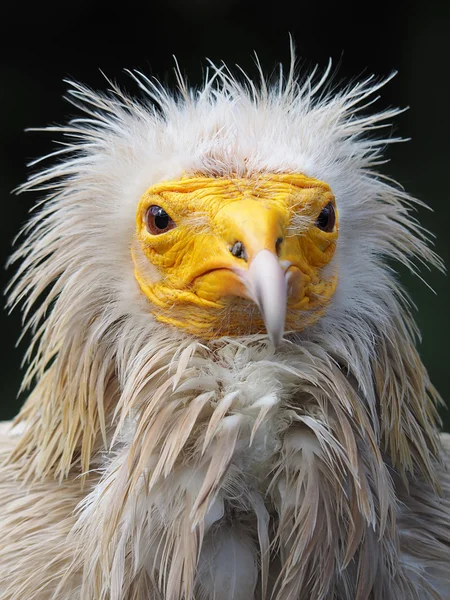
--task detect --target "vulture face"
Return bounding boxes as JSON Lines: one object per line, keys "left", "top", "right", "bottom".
{"left": 133, "top": 172, "right": 338, "bottom": 343}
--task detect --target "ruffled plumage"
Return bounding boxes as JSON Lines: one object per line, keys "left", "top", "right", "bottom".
{"left": 1, "top": 56, "right": 449, "bottom": 599}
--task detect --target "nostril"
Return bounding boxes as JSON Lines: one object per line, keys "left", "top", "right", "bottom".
{"left": 230, "top": 241, "right": 248, "bottom": 262}
{"left": 275, "top": 237, "right": 283, "bottom": 256}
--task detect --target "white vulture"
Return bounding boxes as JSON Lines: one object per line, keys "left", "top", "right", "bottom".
{"left": 0, "top": 57, "right": 449, "bottom": 600}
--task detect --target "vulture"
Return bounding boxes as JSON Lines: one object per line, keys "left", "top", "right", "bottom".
{"left": 0, "top": 57, "right": 449, "bottom": 600}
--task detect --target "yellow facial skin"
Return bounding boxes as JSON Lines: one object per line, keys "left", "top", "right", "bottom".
{"left": 133, "top": 173, "right": 338, "bottom": 339}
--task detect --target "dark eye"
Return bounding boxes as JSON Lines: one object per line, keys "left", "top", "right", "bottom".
{"left": 145, "top": 205, "right": 176, "bottom": 235}
{"left": 315, "top": 202, "right": 336, "bottom": 233}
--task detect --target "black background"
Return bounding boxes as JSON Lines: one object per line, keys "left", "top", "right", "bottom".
{"left": 0, "top": 0, "right": 449, "bottom": 428}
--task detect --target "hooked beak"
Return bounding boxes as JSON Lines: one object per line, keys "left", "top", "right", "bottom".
{"left": 239, "top": 249, "right": 288, "bottom": 347}
{"left": 213, "top": 198, "right": 291, "bottom": 347}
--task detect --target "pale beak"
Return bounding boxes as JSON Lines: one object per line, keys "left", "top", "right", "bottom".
{"left": 213, "top": 199, "right": 291, "bottom": 347}
{"left": 240, "top": 249, "right": 288, "bottom": 347}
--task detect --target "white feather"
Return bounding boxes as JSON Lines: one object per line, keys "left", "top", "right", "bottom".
{"left": 0, "top": 55, "right": 448, "bottom": 600}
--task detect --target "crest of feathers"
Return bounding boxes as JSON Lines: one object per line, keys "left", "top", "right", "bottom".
{"left": 1, "top": 56, "right": 449, "bottom": 600}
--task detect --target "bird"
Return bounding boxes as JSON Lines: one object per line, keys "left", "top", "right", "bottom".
{"left": 0, "top": 55, "right": 449, "bottom": 600}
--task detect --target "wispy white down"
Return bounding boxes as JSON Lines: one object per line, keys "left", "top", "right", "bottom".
{"left": 0, "top": 55, "right": 449, "bottom": 600}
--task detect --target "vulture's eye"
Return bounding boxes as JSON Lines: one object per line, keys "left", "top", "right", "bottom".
{"left": 315, "top": 202, "right": 336, "bottom": 233}
{"left": 145, "top": 205, "right": 176, "bottom": 235}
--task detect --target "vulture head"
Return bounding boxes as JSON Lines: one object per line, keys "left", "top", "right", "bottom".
{"left": 4, "top": 59, "right": 448, "bottom": 600}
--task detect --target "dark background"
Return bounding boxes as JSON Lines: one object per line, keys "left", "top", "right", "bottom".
{"left": 0, "top": 1, "right": 449, "bottom": 428}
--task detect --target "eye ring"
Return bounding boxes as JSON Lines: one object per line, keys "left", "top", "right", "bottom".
{"left": 145, "top": 205, "right": 176, "bottom": 235}
{"left": 315, "top": 202, "right": 336, "bottom": 233}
